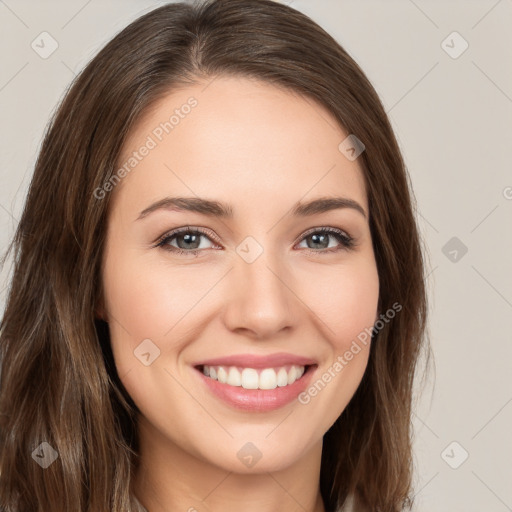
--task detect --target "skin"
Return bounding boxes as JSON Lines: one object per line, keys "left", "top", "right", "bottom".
{"left": 100, "top": 75, "right": 380, "bottom": 512}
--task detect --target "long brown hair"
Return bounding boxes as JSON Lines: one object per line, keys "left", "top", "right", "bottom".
{"left": 0, "top": 1, "right": 431, "bottom": 511}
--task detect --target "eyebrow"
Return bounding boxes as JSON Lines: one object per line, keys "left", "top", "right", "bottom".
{"left": 136, "top": 195, "right": 367, "bottom": 221}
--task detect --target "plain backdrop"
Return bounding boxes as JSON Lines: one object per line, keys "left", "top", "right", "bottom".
{"left": 0, "top": 1, "right": 511, "bottom": 511}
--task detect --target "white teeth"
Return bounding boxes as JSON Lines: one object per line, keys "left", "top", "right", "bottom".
{"left": 276, "top": 368, "right": 288, "bottom": 387}
{"left": 241, "top": 368, "right": 259, "bottom": 389}
{"left": 201, "top": 364, "right": 306, "bottom": 389}
{"left": 259, "top": 368, "right": 277, "bottom": 390}
{"left": 227, "top": 367, "right": 241, "bottom": 386}
{"left": 217, "top": 366, "right": 228, "bottom": 383}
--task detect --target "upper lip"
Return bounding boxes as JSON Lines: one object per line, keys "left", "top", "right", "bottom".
{"left": 193, "top": 352, "right": 317, "bottom": 369}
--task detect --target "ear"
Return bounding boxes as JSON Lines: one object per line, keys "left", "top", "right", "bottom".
{"left": 95, "top": 296, "right": 109, "bottom": 322}
{"left": 95, "top": 307, "right": 107, "bottom": 322}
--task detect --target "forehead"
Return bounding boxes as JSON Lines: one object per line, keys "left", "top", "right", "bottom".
{"left": 113, "top": 75, "right": 368, "bottom": 218}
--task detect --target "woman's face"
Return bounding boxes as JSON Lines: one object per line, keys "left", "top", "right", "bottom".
{"left": 101, "top": 75, "right": 379, "bottom": 473}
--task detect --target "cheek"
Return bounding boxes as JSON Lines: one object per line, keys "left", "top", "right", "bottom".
{"left": 101, "top": 252, "right": 202, "bottom": 421}
{"left": 333, "top": 272, "right": 379, "bottom": 344}
{"left": 294, "top": 260, "right": 379, "bottom": 425}
{"left": 102, "top": 248, "right": 233, "bottom": 386}
{"left": 296, "top": 256, "right": 380, "bottom": 348}
{"left": 103, "top": 251, "right": 221, "bottom": 338}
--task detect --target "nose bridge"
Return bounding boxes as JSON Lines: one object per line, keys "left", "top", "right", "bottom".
{"left": 223, "top": 239, "right": 297, "bottom": 337}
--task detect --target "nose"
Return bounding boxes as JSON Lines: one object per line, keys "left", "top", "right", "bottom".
{"left": 221, "top": 250, "right": 300, "bottom": 340}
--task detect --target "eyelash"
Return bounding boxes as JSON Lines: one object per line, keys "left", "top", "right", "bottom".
{"left": 154, "top": 226, "right": 356, "bottom": 257}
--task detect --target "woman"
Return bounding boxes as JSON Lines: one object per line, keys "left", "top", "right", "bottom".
{"left": 0, "top": 0, "right": 431, "bottom": 511}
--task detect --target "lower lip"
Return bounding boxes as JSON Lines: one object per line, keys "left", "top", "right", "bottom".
{"left": 194, "top": 365, "right": 317, "bottom": 412}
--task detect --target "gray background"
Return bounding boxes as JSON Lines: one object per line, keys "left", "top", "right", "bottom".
{"left": 1, "top": 1, "right": 511, "bottom": 511}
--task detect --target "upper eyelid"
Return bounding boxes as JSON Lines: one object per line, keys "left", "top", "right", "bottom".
{"left": 298, "top": 225, "right": 351, "bottom": 239}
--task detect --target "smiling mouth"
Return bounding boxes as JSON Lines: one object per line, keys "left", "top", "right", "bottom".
{"left": 195, "top": 364, "right": 315, "bottom": 390}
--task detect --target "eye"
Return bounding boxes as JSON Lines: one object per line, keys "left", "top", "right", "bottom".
{"left": 155, "top": 226, "right": 355, "bottom": 257}
{"left": 155, "top": 226, "right": 220, "bottom": 257}
{"left": 295, "top": 227, "right": 355, "bottom": 254}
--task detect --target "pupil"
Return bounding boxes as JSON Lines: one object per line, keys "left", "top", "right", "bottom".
{"left": 310, "top": 233, "right": 328, "bottom": 249}
{"left": 180, "top": 233, "right": 199, "bottom": 249}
